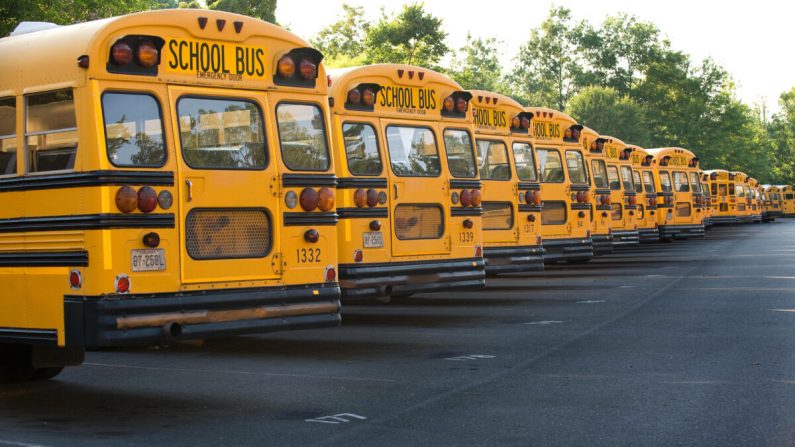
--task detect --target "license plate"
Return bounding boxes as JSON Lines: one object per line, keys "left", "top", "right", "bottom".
{"left": 363, "top": 231, "right": 384, "bottom": 248}
{"left": 131, "top": 249, "right": 166, "bottom": 272}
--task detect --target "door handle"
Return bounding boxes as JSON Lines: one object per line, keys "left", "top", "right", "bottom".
{"left": 393, "top": 184, "right": 398, "bottom": 200}
{"left": 186, "top": 179, "right": 193, "bottom": 202}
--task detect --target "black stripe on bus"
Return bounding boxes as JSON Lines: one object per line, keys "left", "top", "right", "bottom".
{"left": 570, "top": 184, "right": 591, "bottom": 192}
{"left": 336, "top": 178, "right": 388, "bottom": 189}
{"left": 0, "top": 170, "right": 174, "bottom": 192}
{"left": 595, "top": 205, "right": 612, "bottom": 211}
{"left": 283, "top": 212, "right": 338, "bottom": 226}
{"left": 450, "top": 180, "right": 482, "bottom": 190}
{"left": 0, "top": 214, "right": 175, "bottom": 233}
{"left": 519, "top": 204, "right": 543, "bottom": 212}
{"left": 281, "top": 174, "right": 337, "bottom": 187}
{"left": 337, "top": 208, "right": 389, "bottom": 219}
{"left": 0, "top": 250, "right": 88, "bottom": 267}
{"left": 570, "top": 203, "right": 591, "bottom": 210}
{"left": 451, "top": 207, "right": 482, "bottom": 217}
{"left": 595, "top": 189, "right": 611, "bottom": 195}
{"left": 0, "top": 328, "right": 58, "bottom": 345}
{"left": 518, "top": 182, "right": 541, "bottom": 191}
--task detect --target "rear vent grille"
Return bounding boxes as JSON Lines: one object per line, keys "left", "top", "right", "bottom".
{"left": 482, "top": 202, "right": 513, "bottom": 230}
{"left": 186, "top": 209, "right": 270, "bottom": 260}
{"left": 541, "top": 201, "right": 566, "bottom": 225}
{"left": 394, "top": 204, "right": 443, "bottom": 240}
{"left": 676, "top": 203, "right": 691, "bottom": 217}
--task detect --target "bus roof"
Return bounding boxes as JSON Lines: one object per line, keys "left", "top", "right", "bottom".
{"left": 524, "top": 106, "right": 579, "bottom": 145}
{"left": 626, "top": 144, "right": 652, "bottom": 167}
{"left": 732, "top": 171, "right": 749, "bottom": 181}
{"left": 467, "top": 90, "right": 528, "bottom": 136}
{"left": 647, "top": 147, "right": 698, "bottom": 168}
{"left": 328, "top": 64, "right": 470, "bottom": 123}
{"left": 580, "top": 125, "right": 600, "bottom": 151}
{"left": 0, "top": 9, "right": 317, "bottom": 93}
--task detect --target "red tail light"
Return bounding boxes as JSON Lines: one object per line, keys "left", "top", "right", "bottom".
{"left": 111, "top": 41, "right": 133, "bottom": 65}
{"left": 366, "top": 188, "right": 378, "bottom": 207}
{"left": 532, "top": 191, "right": 542, "bottom": 205}
{"left": 475, "top": 245, "right": 483, "bottom": 257}
{"left": 512, "top": 117, "right": 521, "bottom": 128}
{"left": 601, "top": 194, "right": 611, "bottom": 205}
{"left": 300, "top": 187, "right": 319, "bottom": 211}
{"left": 353, "top": 249, "right": 363, "bottom": 263}
{"left": 324, "top": 266, "right": 336, "bottom": 282}
{"left": 116, "top": 186, "right": 138, "bottom": 213}
{"left": 69, "top": 270, "right": 82, "bottom": 289}
{"left": 520, "top": 117, "right": 531, "bottom": 129}
{"left": 277, "top": 56, "right": 296, "bottom": 78}
{"left": 137, "top": 41, "right": 159, "bottom": 67}
{"left": 581, "top": 191, "right": 590, "bottom": 203}
{"left": 628, "top": 195, "right": 637, "bottom": 206}
{"left": 137, "top": 186, "right": 157, "bottom": 213}
{"left": 353, "top": 188, "right": 367, "bottom": 207}
{"left": 347, "top": 89, "right": 362, "bottom": 105}
{"left": 443, "top": 96, "right": 455, "bottom": 113}
{"left": 460, "top": 189, "right": 472, "bottom": 207}
{"left": 362, "top": 88, "right": 376, "bottom": 106}
{"left": 317, "top": 187, "right": 335, "bottom": 212}
{"left": 299, "top": 59, "right": 317, "bottom": 80}
{"left": 115, "top": 274, "right": 130, "bottom": 294}
{"left": 470, "top": 189, "right": 481, "bottom": 207}
{"left": 456, "top": 98, "right": 468, "bottom": 113}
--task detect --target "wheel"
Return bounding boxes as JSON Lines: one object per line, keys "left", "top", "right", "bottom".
{"left": 30, "top": 367, "right": 65, "bottom": 381}
{"left": 0, "top": 344, "right": 36, "bottom": 383}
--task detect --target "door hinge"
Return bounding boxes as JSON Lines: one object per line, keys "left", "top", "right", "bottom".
{"left": 271, "top": 252, "right": 283, "bottom": 275}
{"left": 444, "top": 235, "right": 451, "bottom": 250}
{"left": 270, "top": 176, "right": 279, "bottom": 198}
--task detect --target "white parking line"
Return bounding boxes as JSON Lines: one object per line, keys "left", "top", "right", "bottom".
{"left": 524, "top": 320, "right": 565, "bottom": 325}
{"left": 577, "top": 300, "right": 606, "bottom": 304}
{"left": 0, "top": 439, "right": 52, "bottom": 447}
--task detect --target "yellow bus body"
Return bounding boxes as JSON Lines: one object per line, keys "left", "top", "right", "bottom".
{"left": 0, "top": 10, "right": 341, "bottom": 376}
{"left": 746, "top": 176, "right": 763, "bottom": 223}
{"left": 704, "top": 170, "right": 739, "bottom": 223}
{"left": 762, "top": 185, "right": 782, "bottom": 221}
{"left": 647, "top": 148, "right": 705, "bottom": 239}
{"left": 468, "top": 90, "right": 543, "bottom": 273}
{"left": 525, "top": 107, "right": 593, "bottom": 263}
{"left": 629, "top": 145, "right": 660, "bottom": 242}
{"left": 601, "top": 135, "right": 639, "bottom": 247}
{"left": 779, "top": 185, "right": 795, "bottom": 217}
{"left": 699, "top": 170, "right": 714, "bottom": 227}
{"left": 731, "top": 171, "right": 756, "bottom": 223}
{"left": 328, "top": 64, "right": 485, "bottom": 300}
{"left": 580, "top": 127, "right": 613, "bottom": 255}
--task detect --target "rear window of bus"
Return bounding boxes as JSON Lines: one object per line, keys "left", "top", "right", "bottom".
{"left": 102, "top": 92, "right": 166, "bottom": 167}
{"left": 673, "top": 172, "right": 690, "bottom": 192}
{"left": 477, "top": 140, "right": 510, "bottom": 181}
{"left": 607, "top": 166, "right": 620, "bottom": 190}
{"left": 277, "top": 103, "right": 330, "bottom": 171}
{"left": 537, "top": 148, "right": 563, "bottom": 183}
{"left": 0, "top": 97, "right": 15, "bottom": 176}
{"left": 591, "top": 160, "right": 608, "bottom": 189}
{"left": 642, "top": 172, "right": 655, "bottom": 193}
{"left": 512, "top": 142, "right": 537, "bottom": 181}
{"left": 659, "top": 171, "right": 673, "bottom": 192}
{"left": 620, "top": 166, "right": 634, "bottom": 191}
{"left": 632, "top": 170, "right": 643, "bottom": 193}
{"left": 342, "top": 122, "right": 382, "bottom": 176}
{"left": 444, "top": 129, "right": 477, "bottom": 178}
{"left": 689, "top": 172, "right": 702, "bottom": 193}
{"left": 386, "top": 126, "right": 440, "bottom": 177}
{"left": 565, "top": 151, "right": 588, "bottom": 184}
{"left": 178, "top": 97, "right": 266, "bottom": 170}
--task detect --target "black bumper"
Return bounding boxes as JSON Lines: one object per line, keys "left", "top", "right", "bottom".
{"left": 611, "top": 230, "right": 640, "bottom": 247}
{"left": 711, "top": 216, "right": 740, "bottom": 225}
{"left": 543, "top": 237, "right": 594, "bottom": 263}
{"left": 638, "top": 227, "right": 660, "bottom": 243}
{"left": 703, "top": 217, "right": 713, "bottom": 227}
{"left": 592, "top": 234, "right": 613, "bottom": 256}
{"left": 484, "top": 245, "right": 544, "bottom": 274}
{"left": 64, "top": 284, "right": 341, "bottom": 348}
{"left": 659, "top": 224, "right": 705, "bottom": 239}
{"left": 339, "top": 257, "right": 486, "bottom": 300}
{"left": 783, "top": 213, "right": 795, "bottom": 218}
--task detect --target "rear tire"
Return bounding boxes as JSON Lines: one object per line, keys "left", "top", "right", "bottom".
{"left": 0, "top": 344, "right": 65, "bottom": 383}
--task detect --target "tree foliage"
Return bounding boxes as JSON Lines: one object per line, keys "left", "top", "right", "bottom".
{"left": 447, "top": 34, "right": 506, "bottom": 92}
{"left": 362, "top": 3, "right": 448, "bottom": 68}
{"left": 311, "top": 4, "right": 369, "bottom": 65}
{"left": 567, "top": 86, "right": 650, "bottom": 146}
{"left": 205, "top": 0, "right": 277, "bottom": 23}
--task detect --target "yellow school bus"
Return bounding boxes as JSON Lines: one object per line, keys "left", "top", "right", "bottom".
{"left": 647, "top": 148, "right": 705, "bottom": 239}
{"left": 731, "top": 171, "right": 755, "bottom": 223}
{"left": 467, "top": 90, "right": 543, "bottom": 273}
{"left": 700, "top": 170, "right": 714, "bottom": 228}
{"left": 747, "top": 177, "right": 763, "bottom": 223}
{"left": 0, "top": 10, "right": 342, "bottom": 381}
{"left": 580, "top": 126, "right": 613, "bottom": 255}
{"left": 704, "top": 169, "right": 738, "bottom": 224}
{"left": 601, "top": 135, "right": 639, "bottom": 247}
{"left": 328, "top": 64, "right": 485, "bottom": 300}
{"left": 628, "top": 145, "right": 660, "bottom": 242}
{"left": 764, "top": 185, "right": 784, "bottom": 219}
{"left": 525, "top": 107, "right": 593, "bottom": 263}
{"left": 780, "top": 185, "right": 795, "bottom": 217}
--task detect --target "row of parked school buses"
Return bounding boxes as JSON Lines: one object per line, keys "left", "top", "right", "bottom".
{"left": 0, "top": 10, "right": 792, "bottom": 381}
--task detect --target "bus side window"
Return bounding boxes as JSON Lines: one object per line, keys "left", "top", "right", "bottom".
{"left": 711, "top": 183, "right": 717, "bottom": 195}
{"left": 0, "top": 97, "right": 15, "bottom": 176}
{"left": 25, "top": 90, "right": 78, "bottom": 173}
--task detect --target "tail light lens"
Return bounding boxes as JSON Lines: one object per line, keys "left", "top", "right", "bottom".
{"left": 116, "top": 186, "right": 138, "bottom": 213}
{"left": 601, "top": 194, "right": 611, "bottom": 205}
{"left": 369, "top": 220, "right": 381, "bottom": 231}
{"left": 115, "top": 274, "right": 130, "bottom": 294}
{"left": 362, "top": 88, "right": 376, "bottom": 106}
{"left": 354, "top": 188, "right": 367, "bottom": 208}
{"left": 111, "top": 41, "right": 133, "bottom": 65}
{"left": 299, "top": 59, "right": 317, "bottom": 79}
{"left": 628, "top": 195, "right": 637, "bottom": 206}
{"left": 463, "top": 219, "right": 474, "bottom": 229}
{"left": 377, "top": 191, "right": 387, "bottom": 204}
{"left": 451, "top": 191, "right": 460, "bottom": 204}
{"left": 470, "top": 189, "right": 481, "bottom": 207}
{"left": 304, "top": 229, "right": 319, "bottom": 243}
{"left": 353, "top": 249, "right": 363, "bottom": 263}
{"left": 137, "top": 41, "right": 159, "bottom": 67}
{"left": 475, "top": 245, "right": 483, "bottom": 257}
{"left": 512, "top": 117, "right": 521, "bottom": 128}
{"left": 157, "top": 190, "right": 173, "bottom": 210}
{"left": 520, "top": 117, "right": 531, "bottom": 129}
{"left": 347, "top": 89, "right": 362, "bottom": 105}
{"left": 277, "top": 55, "right": 296, "bottom": 78}
{"left": 366, "top": 188, "right": 378, "bottom": 207}
{"left": 324, "top": 266, "right": 336, "bottom": 282}
{"left": 317, "top": 187, "right": 335, "bottom": 212}
{"left": 460, "top": 189, "right": 472, "bottom": 207}
{"left": 443, "top": 96, "right": 455, "bottom": 113}
{"left": 285, "top": 191, "right": 298, "bottom": 209}
{"left": 300, "top": 187, "right": 319, "bottom": 211}
{"left": 69, "top": 270, "right": 82, "bottom": 289}
{"left": 137, "top": 186, "right": 158, "bottom": 213}
{"left": 456, "top": 98, "right": 468, "bottom": 113}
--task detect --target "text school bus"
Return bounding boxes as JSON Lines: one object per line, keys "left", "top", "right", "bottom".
{"left": 780, "top": 185, "right": 795, "bottom": 217}
{"left": 731, "top": 171, "right": 756, "bottom": 223}
{"left": 328, "top": 64, "right": 485, "bottom": 300}
{"left": 647, "top": 148, "right": 705, "bottom": 239}
{"left": 628, "top": 145, "right": 660, "bottom": 242}
{"left": 704, "top": 170, "right": 738, "bottom": 224}
{"left": 525, "top": 107, "right": 593, "bottom": 263}
{"left": 601, "top": 135, "right": 639, "bottom": 247}
{"left": 467, "top": 90, "right": 543, "bottom": 273}
{"left": 580, "top": 126, "right": 613, "bottom": 255}
{"left": 0, "top": 10, "right": 342, "bottom": 381}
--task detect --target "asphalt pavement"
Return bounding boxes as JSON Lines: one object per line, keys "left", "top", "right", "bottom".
{"left": 2, "top": 221, "right": 795, "bottom": 447}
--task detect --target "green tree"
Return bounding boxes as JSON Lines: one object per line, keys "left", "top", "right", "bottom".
{"left": 1, "top": 0, "right": 177, "bottom": 36}
{"left": 567, "top": 86, "right": 650, "bottom": 146}
{"left": 447, "top": 34, "right": 507, "bottom": 93}
{"left": 508, "top": 6, "right": 580, "bottom": 110}
{"left": 206, "top": 0, "right": 276, "bottom": 23}
{"left": 311, "top": 4, "right": 369, "bottom": 66}
{"left": 363, "top": 3, "right": 448, "bottom": 68}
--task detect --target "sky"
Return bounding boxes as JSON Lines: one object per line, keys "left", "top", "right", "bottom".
{"left": 276, "top": 0, "right": 793, "bottom": 114}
